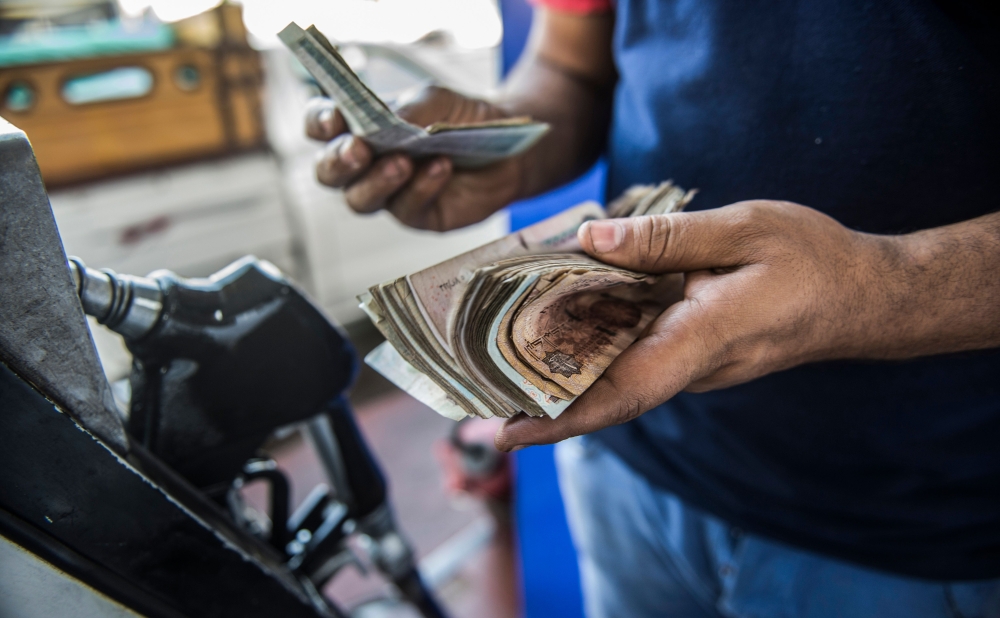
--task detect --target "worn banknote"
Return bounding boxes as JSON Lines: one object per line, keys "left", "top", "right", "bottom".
{"left": 362, "top": 182, "right": 696, "bottom": 421}
{"left": 279, "top": 22, "right": 550, "bottom": 168}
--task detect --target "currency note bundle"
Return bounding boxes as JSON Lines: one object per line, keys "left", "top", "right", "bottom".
{"left": 361, "top": 182, "right": 696, "bottom": 421}
{"left": 279, "top": 22, "right": 550, "bottom": 168}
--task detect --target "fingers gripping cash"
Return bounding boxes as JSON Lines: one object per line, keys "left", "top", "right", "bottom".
{"left": 279, "top": 22, "right": 550, "bottom": 168}
{"left": 361, "top": 183, "right": 697, "bottom": 421}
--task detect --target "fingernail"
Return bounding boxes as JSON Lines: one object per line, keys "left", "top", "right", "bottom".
{"left": 339, "top": 137, "right": 360, "bottom": 170}
{"left": 427, "top": 158, "right": 448, "bottom": 178}
{"left": 384, "top": 157, "right": 407, "bottom": 180}
{"left": 587, "top": 220, "right": 624, "bottom": 253}
{"left": 318, "top": 108, "right": 334, "bottom": 135}
{"left": 509, "top": 445, "right": 527, "bottom": 452}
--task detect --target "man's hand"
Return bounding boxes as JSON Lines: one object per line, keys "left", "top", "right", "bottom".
{"left": 305, "top": 88, "right": 524, "bottom": 231}
{"left": 494, "top": 201, "right": 1000, "bottom": 451}
{"left": 304, "top": 8, "right": 616, "bottom": 231}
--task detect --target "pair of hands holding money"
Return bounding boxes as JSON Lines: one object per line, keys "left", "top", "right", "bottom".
{"left": 304, "top": 89, "right": 901, "bottom": 452}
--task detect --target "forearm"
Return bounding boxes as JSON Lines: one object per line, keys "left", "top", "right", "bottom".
{"left": 494, "top": 8, "right": 616, "bottom": 199}
{"left": 851, "top": 211, "right": 1000, "bottom": 359}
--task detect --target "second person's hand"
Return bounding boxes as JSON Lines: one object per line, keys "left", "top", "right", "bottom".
{"left": 305, "top": 86, "right": 527, "bottom": 231}
{"left": 493, "top": 201, "right": 904, "bottom": 451}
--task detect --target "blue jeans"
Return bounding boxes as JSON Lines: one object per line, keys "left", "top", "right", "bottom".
{"left": 555, "top": 436, "right": 1000, "bottom": 618}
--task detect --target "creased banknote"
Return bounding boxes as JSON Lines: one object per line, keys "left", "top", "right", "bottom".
{"left": 279, "top": 22, "right": 550, "bottom": 168}
{"left": 361, "top": 181, "right": 696, "bottom": 421}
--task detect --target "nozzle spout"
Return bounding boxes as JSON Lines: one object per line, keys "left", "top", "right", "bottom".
{"left": 68, "top": 258, "right": 164, "bottom": 340}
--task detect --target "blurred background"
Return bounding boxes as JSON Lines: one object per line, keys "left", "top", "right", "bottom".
{"left": 0, "top": 1, "right": 604, "bottom": 615}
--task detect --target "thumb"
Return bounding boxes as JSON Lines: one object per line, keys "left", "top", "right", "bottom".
{"left": 394, "top": 86, "right": 465, "bottom": 127}
{"left": 578, "top": 209, "right": 751, "bottom": 273}
{"left": 305, "top": 97, "right": 346, "bottom": 141}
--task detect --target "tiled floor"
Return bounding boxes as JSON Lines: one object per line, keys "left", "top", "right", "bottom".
{"left": 261, "top": 370, "right": 518, "bottom": 617}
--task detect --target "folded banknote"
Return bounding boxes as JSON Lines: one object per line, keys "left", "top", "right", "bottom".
{"left": 279, "top": 22, "right": 550, "bottom": 168}
{"left": 360, "top": 182, "right": 696, "bottom": 421}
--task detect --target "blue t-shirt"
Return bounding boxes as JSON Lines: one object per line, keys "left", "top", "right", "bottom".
{"left": 596, "top": 0, "right": 1000, "bottom": 579}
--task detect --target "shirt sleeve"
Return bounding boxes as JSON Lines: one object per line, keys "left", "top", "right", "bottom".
{"left": 529, "top": 0, "right": 613, "bottom": 14}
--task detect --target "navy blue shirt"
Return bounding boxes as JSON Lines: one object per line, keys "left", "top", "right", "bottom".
{"left": 596, "top": 0, "right": 1000, "bottom": 579}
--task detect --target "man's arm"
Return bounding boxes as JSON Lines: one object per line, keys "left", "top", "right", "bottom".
{"left": 495, "top": 202, "right": 1000, "bottom": 450}
{"left": 304, "top": 8, "right": 616, "bottom": 231}
{"left": 498, "top": 8, "right": 617, "bottom": 198}
{"left": 864, "top": 212, "right": 1000, "bottom": 358}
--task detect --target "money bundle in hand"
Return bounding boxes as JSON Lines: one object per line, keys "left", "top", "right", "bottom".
{"left": 361, "top": 182, "right": 696, "bottom": 421}
{"left": 279, "top": 22, "right": 550, "bottom": 168}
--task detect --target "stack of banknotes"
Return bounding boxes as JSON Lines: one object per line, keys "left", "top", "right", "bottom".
{"left": 279, "top": 22, "right": 550, "bottom": 168}
{"left": 361, "top": 182, "right": 696, "bottom": 421}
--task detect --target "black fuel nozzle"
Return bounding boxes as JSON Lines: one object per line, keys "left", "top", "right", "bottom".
{"left": 67, "top": 256, "right": 360, "bottom": 491}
